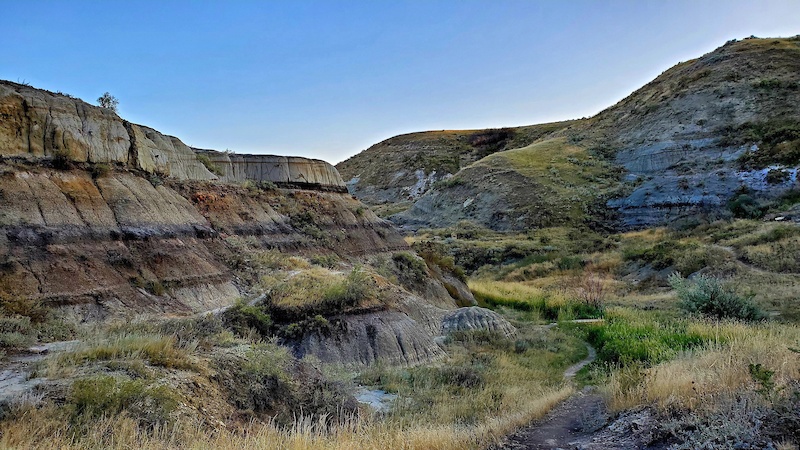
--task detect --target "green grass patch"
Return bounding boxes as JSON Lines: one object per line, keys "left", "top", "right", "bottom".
{"left": 567, "top": 308, "right": 707, "bottom": 366}
{"left": 470, "top": 280, "right": 603, "bottom": 321}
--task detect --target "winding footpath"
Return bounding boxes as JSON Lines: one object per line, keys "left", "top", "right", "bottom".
{"left": 497, "top": 321, "right": 605, "bottom": 450}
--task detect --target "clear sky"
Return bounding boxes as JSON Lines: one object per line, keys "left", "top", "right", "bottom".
{"left": 4, "top": 1, "right": 799, "bottom": 163}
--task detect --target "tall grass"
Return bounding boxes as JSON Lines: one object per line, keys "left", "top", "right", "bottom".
{"left": 599, "top": 320, "right": 800, "bottom": 412}
{"left": 0, "top": 397, "right": 570, "bottom": 450}
{"left": 46, "top": 332, "right": 197, "bottom": 375}
{"left": 469, "top": 279, "right": 602, "bottom": 321}
{"left": 3, "top": 326, "right": 581, "bottom": 450}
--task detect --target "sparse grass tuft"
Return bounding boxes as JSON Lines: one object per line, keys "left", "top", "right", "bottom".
{"left": 52, "top": 333, "right": 197, "bottom": 372}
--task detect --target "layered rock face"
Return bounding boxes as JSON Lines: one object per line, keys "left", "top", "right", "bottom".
{"left": 0, "top": 80, "right": 462, "bottom": 366}
{"left": 584, "top": 37, "right": 800, "bottom": 227}
{"left": 0, "top": 81, "right": 346, "bottom": 190}
{"left": 0, "top": 81, "right": 215, "bottom": 180}
{"left": 197, "top": 150, "right": 345, "bottom": 190}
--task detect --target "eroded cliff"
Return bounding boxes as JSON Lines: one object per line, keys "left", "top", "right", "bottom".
{"left": 0, "top": 80, "right": 462, "bottom": 366}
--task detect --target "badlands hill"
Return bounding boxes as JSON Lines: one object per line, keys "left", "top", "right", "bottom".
{"left": 338, "top": 36, "right": 800, "bottom": 231}
{"left": 0, "top": 80, "right": 476, "bottom": 366}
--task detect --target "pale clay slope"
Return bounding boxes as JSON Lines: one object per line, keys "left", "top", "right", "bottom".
{"left": 0, "top": 81, "right": 344, "bottom": 187}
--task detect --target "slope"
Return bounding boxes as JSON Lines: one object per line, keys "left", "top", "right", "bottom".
{"left": 336, "top": 120, "right": 578, "bottom": 215}
{"left": 392, "top": 36, "right": 800, "bottom": 231}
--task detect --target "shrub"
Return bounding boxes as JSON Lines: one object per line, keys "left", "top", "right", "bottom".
{"left": 392, "top": 252, "right": 428, "bottom": 287}
{"left": 765, "top": 168, "right": 790, "bottom": 184}
{"left": 414, "top": 242, "right": 467, "bottom": 281}
{"left": 213, "top": 343, "right": 357, "bottom": 425}
{"left": 69, "top": 375, "right": 178, "bottom": 429}
{"left": 668, "top": 273, "right": 764, "bottom": 321}
{"left": 51, "top": 148, "right": 73, "bottom": 170}
{"left": 91, "top": 163, "right": 111, "bottom": 179}
{"left": 728, "top": 193, "right": 765, "bottom": 219}
{"left": 196, "top": 154, "right": 223, "bottom": 176}
{"left": 576, "top": 273, "right": 606, "bottom": 310}
{"left": 310, "top": 254, "right": 339, "bottom": 269}
{"left": 222, "top": 299, "right": 273, "bottom": 336}
{"left": 0, "top": 296, "right": 48, "bottom": 324}
{"left": 328, "top": 266, "right": 375, "bottom": 307}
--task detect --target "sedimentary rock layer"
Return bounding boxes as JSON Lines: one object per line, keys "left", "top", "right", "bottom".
{"left": 0, "top": 81, "right": 345, "bottom": 189}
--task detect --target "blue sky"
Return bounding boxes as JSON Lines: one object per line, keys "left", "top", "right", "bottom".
{"left": 4, "top": 1, "right": 800, "bottom": 163}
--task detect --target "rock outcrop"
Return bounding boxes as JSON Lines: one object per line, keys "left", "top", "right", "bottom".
{"left": 195, "top": 150, "right": 345, "bottom": 190}
{"left": 0, "top": 80, "right": 461, "bottom": 366}
{"left": 296, "top": 311, "right": 447, "bottom": 365}
{"left": 0, "top": 81, "right": 215, "bottom": 180}
{"left": 0, "top": 81, "right": 346, "bottom": 190}
{"left": 442, "top": 307, "right": 517, "bottom": 337}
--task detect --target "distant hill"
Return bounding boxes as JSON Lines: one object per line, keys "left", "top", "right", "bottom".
{"left": 339, "top": 36, "right": 800, "bottom": 231}
{"left": 336, "top": 121, "right": 578, "bottom": 216}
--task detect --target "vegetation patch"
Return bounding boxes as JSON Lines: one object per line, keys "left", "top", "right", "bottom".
{"left": 669, "top": 273, "right": 764, "bottom": 320}
{"left": 54, "top": 333, "right": 197, "bottom": 371}
{"left": 731, "top": 119, "right": 800, "bottom": 167}
{"left": 571, "top": 308, "right": 707, "bottom": 367}
{"left": 470, "top": 280, "right": 603, "bottom": 321}
{"left": 69, "top": 375, "right": 178, "bottom": 430}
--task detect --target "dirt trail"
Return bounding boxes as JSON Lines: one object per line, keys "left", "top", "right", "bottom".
{"left": 498, "top": 388, "right": 607, "bottom": 450}
{"left": 495, "top": 324, "right": 608, "bottom": 450}
{"left": 495, "top": 322, "right": 673, "bottom": 449}
{"left": 563, "top": 342, "right": 596, "bottom": 379}
{"left": 496, "top": 340, "right": 603, "bottom": 449}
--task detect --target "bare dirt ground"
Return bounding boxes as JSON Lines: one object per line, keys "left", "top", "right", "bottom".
{"left": 495, "top": 333, "right": 670, "bottom": 450}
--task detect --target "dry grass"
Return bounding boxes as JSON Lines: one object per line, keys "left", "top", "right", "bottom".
{"left": 43, "top": 332, "right": 198, "bottom": 376}
{"left": 601, "top": 320, "right": 800, "bottom": 412}
{"left": 3, "top": 322, "right": 579, "bottom": 450}
{"left": 261, "top": 267, "right": 344, "bottom": 309}
{"left": 0, "top": 387, "right": 572, "bottom": 450}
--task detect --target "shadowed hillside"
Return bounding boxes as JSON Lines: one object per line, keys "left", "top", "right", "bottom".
{"left": 345, "top": 36, "right": 800, "bottom": 231}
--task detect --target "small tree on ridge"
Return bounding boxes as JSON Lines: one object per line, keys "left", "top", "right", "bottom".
{"left": 97, "top": 92, "right": 119, "bottom": 113}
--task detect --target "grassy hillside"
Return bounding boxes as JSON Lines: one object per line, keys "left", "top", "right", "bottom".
{"left": 566, "top": 36, "right": 800, "bottom": 152}
{"left": 336, "top": 120, "right": 579, "bottom": 212}
{"left": 353, "top": 36, "right": 800, "bottom": 230}
{"left": 392, "top": 137, "right": 624, "bottom": 231}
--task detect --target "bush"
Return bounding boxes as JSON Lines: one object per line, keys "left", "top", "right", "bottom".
{"left": 728, "top": 193, "right": 765, "bottom": 219}
{"left": 392, "top": 252, "right": 428, "bottom": 287}
{"left": 668, "top": 273, "right": 764, "bottom": 321}
{"left": 69, "top": 375, "right": 178, "bottom": 429}
{"left": 414, "top": 242, "right": 467, "bottom": 282}
{"left": 213, "top": 343, "right": 357, "bottom": 425}
{"left": 222, "top": 299, "right": 273, "bottom": 336}
{"left": 196, "top": 154, "right": 223, "bottom": 176}
{"left": 765, "top": 168, "right": 790, "bottom": 184}
{"left": 327, "top": 266, "right": 375, "bottom": 307}
{"left": 309, "top": 254, "right": 339, "bottom": 269}
{"left": 91, "top": 163, "right": 111, "bottom": 179}
{"left": 51, "top": 148, "right": 73, "bottom": 170}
